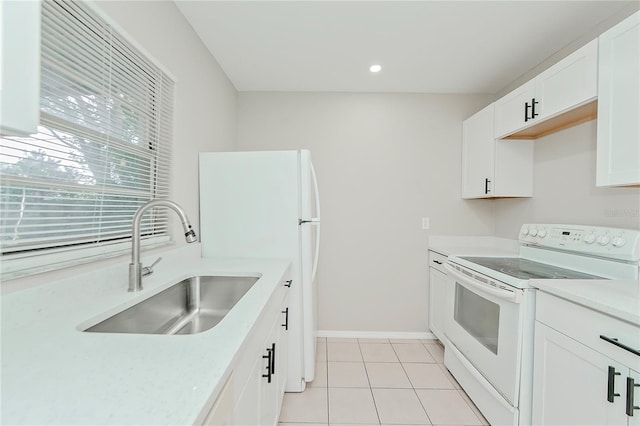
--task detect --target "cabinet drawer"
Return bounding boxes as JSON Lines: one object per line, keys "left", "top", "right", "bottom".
{"left": 536, "top": 291, "right": 640, "bottom": 368}
{"left": 428, "top": 251, "right": 447, "bottom": 274}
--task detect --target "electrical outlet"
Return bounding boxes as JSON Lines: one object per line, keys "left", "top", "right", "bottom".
{"left": 422, "top": 217, "right": 430, "bottom": 230}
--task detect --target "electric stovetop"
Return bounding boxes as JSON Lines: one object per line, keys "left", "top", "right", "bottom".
{"left": 459, "top": 257, "right": 604, "bottom": 280}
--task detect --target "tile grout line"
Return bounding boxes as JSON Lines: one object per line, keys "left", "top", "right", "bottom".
{"left": 357, "top": 339, "right": 382, "bottom": 426}
{"left": 422, "top": 341, "right": 486, "bottom": 426}
{"left": 315, "top": 338, "right": 485, "bottom": 426}
{"left": 391, "top": 342, "right": 433, "bottom": 426}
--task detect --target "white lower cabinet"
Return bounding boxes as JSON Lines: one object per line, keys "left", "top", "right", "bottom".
{"left": 533, "top": 291, "right": 640, "bottom": 426}
{"left": 233, "top": 277, "right": 290, "bottom": 426}
{"left": 203, "top": 375, "right": 235, "bottom": 426}
{"left": 428, "top": 250, "right": 448, "bottom": 341}
{"left": 533, "top": 322, "right": 629, "bottom": 426}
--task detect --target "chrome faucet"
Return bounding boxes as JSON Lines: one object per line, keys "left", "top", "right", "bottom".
{"left": 129, "top": 199, "right": 197, "bottom": 292}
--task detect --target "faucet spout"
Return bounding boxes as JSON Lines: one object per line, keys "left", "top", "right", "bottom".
{"left": 129, "top": 200, "right": 197, "bottom": 292}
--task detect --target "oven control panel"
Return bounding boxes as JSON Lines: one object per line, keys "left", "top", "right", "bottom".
{"left": 519, "top": 224, "right": 640, "bottom": 261}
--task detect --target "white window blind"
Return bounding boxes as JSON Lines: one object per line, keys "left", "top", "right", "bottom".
{"left": 0, "top": 1, "right": 173, "bottom": 263}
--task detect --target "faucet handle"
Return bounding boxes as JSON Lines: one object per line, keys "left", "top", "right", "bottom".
{"left": 142, "top": 256, "right": 163, "bottom": 277}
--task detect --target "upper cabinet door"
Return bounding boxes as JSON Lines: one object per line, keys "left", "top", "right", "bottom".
{"left": 494, "top": 80, "right": 536, "bottom": 139}
{"left": 0, "top": 0, "right": 41, "bottom": 136}
{"left": 461, "top": 104, "right": 533, "bottom": 199}
{"left": 596, "top": 11, "right": 640, "bottom": 187}
{"left": 462, "top": 104, "right": 495, "bottom": 199}
{"left": 535, "top": 39, "right": 598, "bottom": 119}
{"left": 494, "top": 39, "right": 598, "bottom": 140}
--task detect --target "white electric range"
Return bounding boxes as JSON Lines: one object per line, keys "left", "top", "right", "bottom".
{"left": 443, "top": 224, "right": 640, "bottom": 426}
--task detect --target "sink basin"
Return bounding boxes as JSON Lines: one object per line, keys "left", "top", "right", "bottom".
{"left": 85, "top": 275, "right": 259, "bottom": 335}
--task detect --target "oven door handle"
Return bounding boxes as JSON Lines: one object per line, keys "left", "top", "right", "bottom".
{"left": 445, "top": 264, "right": 522, "bottom": 304}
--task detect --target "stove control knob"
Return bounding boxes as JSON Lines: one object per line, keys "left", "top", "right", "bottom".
{"left": 597, "top": 235, "right": 611, "bottom": 246}
{"left": 583, "top": 233, "right": 596, "bottom": 244}
{"left": 538, "top": 229, "right": 547, "bottom": 238}
{"left": 612, "top": 236, "right": 626, "bottom": 248}
{"left": 521, "top": 227, "right": 529, "bottom": 236}
{"left": 530, "top": 228, "right": 538, "bottom": 237}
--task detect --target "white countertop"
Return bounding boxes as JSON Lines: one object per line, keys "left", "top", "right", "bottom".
{"left": 533, "top": 279, "right": 640, "bottom": 326}
{"left": 1, "top": 244, "right": 291, "bottom": 425}
{"left": 428, "top": 236, "right": 520, "bottom": 257}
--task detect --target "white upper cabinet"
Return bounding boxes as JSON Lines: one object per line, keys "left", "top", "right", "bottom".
{"left": 535, "top": 39, "right": 598, "bottom": 119}
{"left": 462, "top": 104, "right": 533, "bottom": 199}
{"left": 0, "top": 0, "right": 40, "bottom": 136}
{"left": 494, "top": 39, "right": 598, "bottom": 140}
{"left": 494, "top": 80, "right": 536, "bottom": 140}
{"left": 596, "top": 11, "right": 640, "bottom": 187}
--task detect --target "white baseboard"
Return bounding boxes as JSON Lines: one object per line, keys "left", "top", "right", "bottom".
{"left": 317, "top": 330, "right": 437, "bottom": 340}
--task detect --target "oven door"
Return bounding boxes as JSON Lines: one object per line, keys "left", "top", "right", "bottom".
{"left": 444, "top": 262, "right": 525, "bottom": 405}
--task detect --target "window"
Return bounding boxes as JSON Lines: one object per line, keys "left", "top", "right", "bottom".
{"left": 0, "top": 0, "right": 174, "bottom": 278}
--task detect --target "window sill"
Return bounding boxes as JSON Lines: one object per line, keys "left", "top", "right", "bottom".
{"left": 1, "top": 236, "right": 171, "bottom": 281}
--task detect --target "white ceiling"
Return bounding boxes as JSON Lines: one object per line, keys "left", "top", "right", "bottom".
{"left": 176, "top": 1, "right": 634, "bottom": 94}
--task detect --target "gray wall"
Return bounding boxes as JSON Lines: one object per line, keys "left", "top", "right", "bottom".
{"left": 236, "top": 92, "right": 495, "bottom": 333}
{"left": 494, "top": 121, "right": 640, "bottom": 239}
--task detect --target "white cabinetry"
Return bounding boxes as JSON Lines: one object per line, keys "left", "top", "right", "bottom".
{"left": 596, "top": 11, "right": 640, "bottom": 187}
{"left": 494, "top": 39, "right": 598, "bottom": 140}
{"left": 202, "top": 375, "right": 235, "bottom": 426}
{"left": 533, "top": 291, "right": 640, "bottom": 426}
{"left": 428, "top": 250, "right": 448, "bottom": 342}
{"left": 0, "top": 0, "right": 40, "bottom": 135}
{"left": 461, "top": 104, "right": 533, "bottom": 199}
{"left": 233, "top": 274, "right": 291, "bottom": 426}
{"left": 493, "top": 80, "right": 536, "bottom": 140}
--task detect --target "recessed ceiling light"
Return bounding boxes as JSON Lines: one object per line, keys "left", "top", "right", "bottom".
{"left": 369, "top": 64, "right": 382, "bottom": 73}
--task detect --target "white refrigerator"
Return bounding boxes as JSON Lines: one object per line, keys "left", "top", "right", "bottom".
{"left": 198, "top": 150, "right": 320, "bottom": 392}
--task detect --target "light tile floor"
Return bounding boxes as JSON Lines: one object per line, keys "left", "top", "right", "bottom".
{"left": 279, "top": 338, "right": 490, "bottom": 426}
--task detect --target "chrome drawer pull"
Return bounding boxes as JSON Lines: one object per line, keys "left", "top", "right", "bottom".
{"left": 600, "top": 335, "right": 640, "bottom": 357}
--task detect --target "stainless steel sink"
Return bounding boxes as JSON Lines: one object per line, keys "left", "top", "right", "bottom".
{"left": 85, "top": 275, "right": 259, "bottom": 335}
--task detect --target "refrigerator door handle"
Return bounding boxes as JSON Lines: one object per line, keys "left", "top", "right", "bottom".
{"left": 310, "top": 160, "right": 321, "bottom": 282}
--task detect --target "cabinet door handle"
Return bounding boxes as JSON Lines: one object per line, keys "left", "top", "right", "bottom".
{"left": 262, "top": 348, "right": 273, "bottom": 383}
{"left": 284, "top": 280, "right": 292, "bottom": 287}
{"left": 531, "top": 98, "right": 539, "bottom": 119}
{"left": 432, "top": 260, "right": 443, "bottom": 265}
{"left": 282, "top": 307, "right": 289, "bottom": 330}
{"left": 270, "top": 342, "right": 276, "bottom": 376}
{"left": 524, "top": 101, "right": 531, "bottom": 122}
{"left": 600, "top": 335, "right": 640, "bottom": 357}
{"left": 608, "top": 366, "right": 622, "bottom": 402}
{"left": 484, "top": 178, "right": 491, "bottom": 194}
{"left": 627, "top": 377, "right": 640, "bottom": 416}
